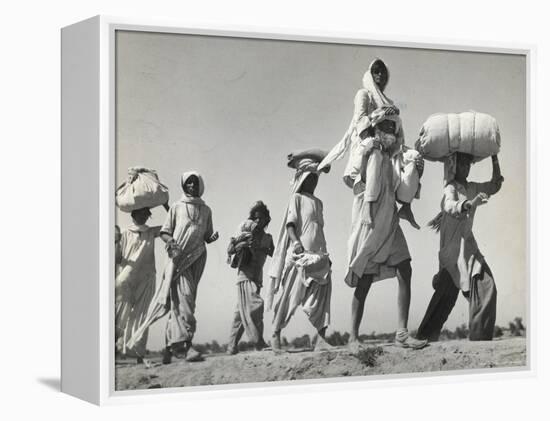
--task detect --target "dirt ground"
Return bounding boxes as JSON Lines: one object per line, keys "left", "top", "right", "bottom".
{"left": 115, "top": 337, "right": 527, "bottom": 390}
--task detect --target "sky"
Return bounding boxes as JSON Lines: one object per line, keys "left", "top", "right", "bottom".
{"left": 115, "top": 30, "right": 526, "bottom": 350}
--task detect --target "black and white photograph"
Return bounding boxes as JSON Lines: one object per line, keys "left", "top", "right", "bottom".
{"left": 113, "top": 29, "right": 527, "bottom": 391}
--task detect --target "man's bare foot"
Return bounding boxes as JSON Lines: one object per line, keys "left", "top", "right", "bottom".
{"left": 347, "top": 339, "right": 362, "bottom": 354}
{"left": 314, "top": 336, "right": 334, "bottom": 352}
{"left": 398, "top": 204, "right": 420, "bottom": 230}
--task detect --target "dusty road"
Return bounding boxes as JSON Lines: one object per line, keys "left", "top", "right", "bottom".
{"left": 115, "top": 337, "right": 527, "bottom": 390}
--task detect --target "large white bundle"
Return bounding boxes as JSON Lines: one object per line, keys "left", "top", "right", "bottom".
{"left": 116, "top": 167, "right": 169, "bottom": 212}
{"left": 415, "top": 111, "right": 501, "bottom": 162}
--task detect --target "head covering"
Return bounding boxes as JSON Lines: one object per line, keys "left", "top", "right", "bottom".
{"left": 318, "top": 58, "right": 397, "bottom": 172}
{"left": 180, "top": 171, "right": 205, "bottom": 204}
{"left": 267, "top": 153, "right": 327, "bottom": 309}
{"left": 362, "top": 58, "right": 394, "bottom": 108}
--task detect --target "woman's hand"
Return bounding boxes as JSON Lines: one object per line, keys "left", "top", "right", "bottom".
{"left": 382, "top": 104, "right": 399, "bottom": 116}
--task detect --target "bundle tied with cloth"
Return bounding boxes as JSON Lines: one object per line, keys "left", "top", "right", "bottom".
{"left": 415, "top": 112, "right": 502, "bottom": 341}
{"left": 116, "top": 167, "right": 170, "bottom": 212}
{"left": 415, "top": 111, "right": 501, "bottom": 163}
{"left": 266, "top": 149, "right": 331, "bottom": 310}
{"left": 415, "top": 110, "right": 502, "bottom": 231}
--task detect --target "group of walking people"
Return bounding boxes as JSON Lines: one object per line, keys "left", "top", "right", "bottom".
{"left": 115, "top": 58, "right": 504, "bottom": 366}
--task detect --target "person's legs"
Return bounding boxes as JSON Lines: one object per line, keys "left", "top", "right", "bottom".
{"left": 239, "top": 281, "right": 265, "bottom": 345}
{"left": 396, "top": 260, "right": 412, "bottom": 330}
{"left": 468, "top": 264, "right": 497, "bottom": 341}
{"left": 350, "top": 275, "right": 373, "bottom": 344}
{"left": 416, "top": 269, "right": 459, "bottom": 341}
{"left": 394, "top": 260, "right": 427, "bottom": 349}
{"left": 301, "top": 281, "right": 333, "bottom": 351}
{"left": 227, "top": 306, "right": 244, "bottom": 355}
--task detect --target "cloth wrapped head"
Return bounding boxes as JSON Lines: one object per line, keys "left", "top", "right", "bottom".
{"left": 180, "top": 171, "right": 205, "bottom": 197}
{"left": 287, "top": 149, "right": 330, "bottom": 193}
{"left": 362, "top": 58, "right": 394, "bottom": 108}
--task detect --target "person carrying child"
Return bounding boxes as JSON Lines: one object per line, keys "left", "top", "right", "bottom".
{"left": 416, "top": 153, "right": 503, "bottom": 341}
{"left": 318, "top": 59, "right": 427, "bottom": 350}
{"left": 226, "top": 201, "right": 274, "bottom": 355}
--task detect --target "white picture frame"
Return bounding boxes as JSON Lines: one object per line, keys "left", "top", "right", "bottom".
{"left": 61, "top": 15, "right": 535, "bottom": 405}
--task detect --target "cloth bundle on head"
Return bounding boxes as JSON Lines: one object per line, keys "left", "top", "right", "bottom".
{"left": 266, "top": 150, "right": 328, "bottom": 309}
{"left": 318, "top": 58, "right": 398, "bottom": 172}
{"left": 415, "top": 111, "right": 501, "bottom": 163}
{"left": 116, "top": 167, "right": 170, "bottom": 212}
{"left": 180, "top": 171, "right": 205, "bottom": 204}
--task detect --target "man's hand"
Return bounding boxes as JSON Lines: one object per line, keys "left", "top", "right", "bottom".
{"left": 414, "top": 156, "right": 425, "bottom": 178}
{"left": 207, "top": 231, "right": 219, "bottom": 244}
{"left": 464, "top": 193, "right": 489, "bottom": 211}
{"left": 293, "top": 241, "right": 304, "bottom": 254}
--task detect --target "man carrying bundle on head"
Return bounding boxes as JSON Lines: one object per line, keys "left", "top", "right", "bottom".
{"left": 414, "top": 111, "right": 504, "bottom": 341}
{"left": 268, "top": 149, "right": 334, "bottom": 353}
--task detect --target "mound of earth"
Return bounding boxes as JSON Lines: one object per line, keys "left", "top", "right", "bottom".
{"left": 115, "top": 337, "right": 526, "bottom": 391}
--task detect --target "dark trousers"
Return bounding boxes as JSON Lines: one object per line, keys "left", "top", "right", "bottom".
{"left": 417, "top": 267, "right": 497, "bottom": 341}
{"left": 416, "top": 269, "right": 459, "bottom": 341}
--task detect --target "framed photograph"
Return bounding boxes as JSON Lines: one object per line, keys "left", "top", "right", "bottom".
{"left": 61, "top": 16, "right": 532, "bottom": 405}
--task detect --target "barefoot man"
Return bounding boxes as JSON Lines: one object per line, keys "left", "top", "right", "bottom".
{"left": 268, "top": 150, "right": 333, "bottom": 352}
{"left": 318, "top": 59, "right": 427, "bottom": 350}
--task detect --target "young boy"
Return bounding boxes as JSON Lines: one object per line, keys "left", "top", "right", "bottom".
{"left": 416, "top": 153, "right": 503, "bottom": 341}
{"left": 226, "top": 201, "right": 274, "bottom": 354}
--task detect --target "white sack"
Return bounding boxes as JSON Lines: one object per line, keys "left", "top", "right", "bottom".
{"left": 116, "top": 167, "right": 169, "bottom": 212}
{"left": 415, "top": 111, "right": 501, "bottom": 162}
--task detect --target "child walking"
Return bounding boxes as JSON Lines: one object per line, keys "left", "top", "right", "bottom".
{"left": 226, "top": 201, "right": 274, "bottom": 354}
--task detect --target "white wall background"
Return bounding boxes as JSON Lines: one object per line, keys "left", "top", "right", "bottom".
{"left": 1, "top": 0, "right": 547, "bottom": 419}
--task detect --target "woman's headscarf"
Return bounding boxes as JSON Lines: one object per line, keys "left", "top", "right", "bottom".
{"left": 180, "top": 171, "right": 205, "bottom": 204}
{"left": 318, "top": 58, "right": 398, "bottom": 171}
{"left": 362, "top": 58, "right": 394, "bottom": 108}
{"left": 267, "top": 154, "right": 328, "bottom": 308}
